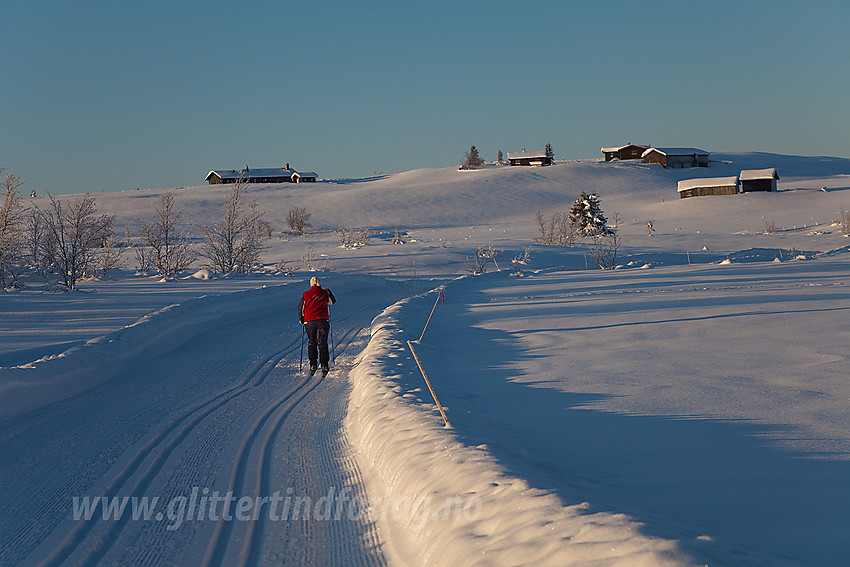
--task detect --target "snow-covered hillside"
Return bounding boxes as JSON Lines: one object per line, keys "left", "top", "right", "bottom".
{"left": 2, "top": 153, "right": 850, "bottom": 566}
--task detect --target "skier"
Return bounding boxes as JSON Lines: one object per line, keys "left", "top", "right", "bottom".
{"left": 298, "top": 276, "right": 336, "bottom": 373}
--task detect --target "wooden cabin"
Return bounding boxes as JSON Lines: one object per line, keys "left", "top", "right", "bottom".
{"left": 507, "top": 150, "right": 554, "bottom": 167}
{"left": 678, "top": 176, "right": 740, "bottom": 199}
{"left": 205, "top": 165, "right": 318, "bottom": 185}
{"left": 740, "top": 169, "right": 779, "bottom": 193}
{"left": 642, "top": 147, "right": 710, "bottom": 168}
{"left": 601, "top": 144, "right": 648, "bottom": 161}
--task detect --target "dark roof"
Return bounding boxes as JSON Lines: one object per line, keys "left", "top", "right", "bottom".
{"left": 507, "top": 151, "right": 553, "bottom": 160}
{"left": 205, "top": 167, "right": 317, "bottom": 182}
{"left": 642, "top": 147, "right": 710, "bottom": 157}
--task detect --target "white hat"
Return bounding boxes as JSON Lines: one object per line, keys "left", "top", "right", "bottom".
{"left": 310, "top": 276, "right": 321, "bottom": 287}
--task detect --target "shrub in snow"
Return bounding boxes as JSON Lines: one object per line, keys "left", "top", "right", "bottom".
{"left": 513, "top": 246, "right": 532, "bottom": 265}
{"left": 134, "top": 242, "right": 155, "bottom": 274}
{"left": 337, "top": 226, "right": 372, "bottom": 248}
{"left": 467, "top": 243, "right": 501, "bottom": 274}
{"left": 302, "top": 245, "right": 326, "bottom": 272}
{"left": 273, "top": 259, "right": 293, "bottom": 276}
{"left": 511, "top": 246, "right": 532, "bottom": 276}
{"left": 287, "top": 206, "right": 312, "bottom": 235}
{"left": 839, "top": 208, "right": 850, "bottom": 236}
{"left": 535, "top": 209, "right": 574, "bottom": 246}
{"left": 95, "top": 233, "right": 125, "bottom": 279}
{"left": 589, "top": 212, "right": 622, "bottom": 269}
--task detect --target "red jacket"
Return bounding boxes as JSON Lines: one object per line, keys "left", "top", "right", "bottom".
{"left": 299, "top": 286, "right": 336, "bottom": 323}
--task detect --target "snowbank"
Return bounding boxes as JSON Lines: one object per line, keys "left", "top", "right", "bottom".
{"left": 345, "top": 291, "right": 693, "bottom": 566}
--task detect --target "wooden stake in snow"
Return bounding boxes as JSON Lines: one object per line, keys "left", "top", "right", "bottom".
{"left": 419, "top": 287, "right": 445, "bottom": 341}
{"left": 407, "top": 340, "right": 450, "bottom": 427}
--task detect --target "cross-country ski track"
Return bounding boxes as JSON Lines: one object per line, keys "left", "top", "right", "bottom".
{"left": 0, "top": 277, "right": 407, "bottom": 566}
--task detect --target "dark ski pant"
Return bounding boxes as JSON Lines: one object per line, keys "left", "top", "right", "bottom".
{"left": 305, "top": 319, "right": 330, "bottom": 368}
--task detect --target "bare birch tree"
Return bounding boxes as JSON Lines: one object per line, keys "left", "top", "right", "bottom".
{"left": 202, "top": 179, "right": 266, "bottom": 274}
{"left": 142, "top": 192, "right": 195, "bottom": 278}
{"left": 26, "top": 208, "right": 49, "bottom": 274}
{"left": 0, "top": 171, "right": 27, "bottom": 287}
{"left": 38, "top": 193, "right": 115, "bottom": 290}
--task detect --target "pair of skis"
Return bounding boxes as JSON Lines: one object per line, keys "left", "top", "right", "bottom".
{"left": 300, "top": 324, "right": 334, "bottom": 376}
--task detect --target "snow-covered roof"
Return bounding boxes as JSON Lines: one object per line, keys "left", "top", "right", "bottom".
{"left": 677, "top": 176, "right": 739, "bottom": 192}
{"left": 642, "top": 147, "right": 710, "bottom": 158}
{"left": 205, "top": 167, "right": 315, "bottom": 181}
{"left": 601, "top": 144, "right": 648, "bottom": 152}
{"left": 740, "top": 168, "right": 779, "bottom": 181}
{"left": 507, "top": 151, "right": 551, "bottom": 160}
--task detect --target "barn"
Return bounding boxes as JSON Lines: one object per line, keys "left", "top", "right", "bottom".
{"left": 507, "top": 150, "right": 554, "bottom": 167}
{"left": 601, "top": 144, "right": 648, "bottom": 161}
{"left": 642, "top": 147, "right": 710, "bottom": 168}
{"left": 677, "top": 176, "right": 740, "bottom": 199}
{"left": 740, "top": 168, "right": 779, "bottom": 193}
{"left": 205, "top": 165, "right": 318, "bottom": 185}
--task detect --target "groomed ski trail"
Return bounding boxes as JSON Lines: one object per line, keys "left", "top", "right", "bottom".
{"left": 0, "top": 277, "right": 405, "bottom": 566}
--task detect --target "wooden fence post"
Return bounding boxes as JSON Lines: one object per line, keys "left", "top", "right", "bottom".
{"left": 407, "top": 340, "right": 450, "bottom": 427}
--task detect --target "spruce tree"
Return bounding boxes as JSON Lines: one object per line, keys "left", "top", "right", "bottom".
{"left": 569, "top": 191, "right": 611, "bottom": 238}
{"left": 463, "top": 145, "right": 485, "bottom": 169}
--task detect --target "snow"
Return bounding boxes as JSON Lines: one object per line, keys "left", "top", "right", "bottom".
{"left": 2, "top": 152, "right": 850, "bottom": 565}
{"left": 740, "top": 168, "right": 779, "bottom": 180}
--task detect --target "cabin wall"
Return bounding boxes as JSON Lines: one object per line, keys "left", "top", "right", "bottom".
{"left": 679, "top": 185, "right": 737, "bottom": 198}
{"left": 741, "top": 179, "right": 775, "bottom": 192}
{"left": 642, "top": 151, "right": 667, "bottom": 167}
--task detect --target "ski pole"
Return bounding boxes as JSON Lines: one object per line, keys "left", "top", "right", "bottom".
{"left": 329, "top": 312, "right": 336, "bottom": 365}
{"left": 300, "top": 324, "right": 306, "bottom": 372}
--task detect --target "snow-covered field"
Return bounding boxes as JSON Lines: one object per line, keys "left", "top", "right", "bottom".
{"left": 2, "top": 153, "right": 850, "bottom": 565}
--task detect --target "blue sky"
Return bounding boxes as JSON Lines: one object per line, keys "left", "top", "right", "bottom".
{"left": 2, "top": 1, "right": 848, "bottom": 195}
